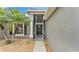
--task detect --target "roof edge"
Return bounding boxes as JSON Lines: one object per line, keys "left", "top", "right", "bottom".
{"left": 43, "top": 7, "right": 57, "bottom": 20}
{"left": 27, "top": 10, "right": 46, "bottom": 13}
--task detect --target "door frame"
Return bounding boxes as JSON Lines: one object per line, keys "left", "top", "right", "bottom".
{"left": 35, "top": 23, "right": 44, "bottom": 38}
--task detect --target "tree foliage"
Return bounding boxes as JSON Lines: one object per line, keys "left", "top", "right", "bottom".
{"left": 0, "top": 8, "right": 30, "bottom": 42}
{"left": 7, "top": 8, "right": 30, "bottom": 25}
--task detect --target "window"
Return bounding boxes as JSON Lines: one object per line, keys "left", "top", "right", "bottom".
{"left": 34, "top": 14, "right": 44, "bottom": 23}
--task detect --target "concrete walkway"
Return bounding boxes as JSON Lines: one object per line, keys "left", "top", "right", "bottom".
{"left": 33, "top": 40, "right": 47, "bottom": 52}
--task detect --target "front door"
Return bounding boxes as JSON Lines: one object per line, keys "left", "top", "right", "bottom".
{"left": 33, "top": 14, "right": 44, "bottom": 39}
{"left": 36, "top": 24, "right": 43, "bottom": 38}
{"left": 13, "top": 23, "right": 24, "bottom": 36}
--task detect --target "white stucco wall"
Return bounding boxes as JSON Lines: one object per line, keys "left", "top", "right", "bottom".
{"left": 46, "top": 7, "right": 79, "bottom": 52}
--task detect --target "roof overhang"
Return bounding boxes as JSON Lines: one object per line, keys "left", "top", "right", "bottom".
{"left": 43, "top": 7, "right": 57, "bottom": 20}
{"left": 27, "top": 10, "right": 46, "bottom": 14}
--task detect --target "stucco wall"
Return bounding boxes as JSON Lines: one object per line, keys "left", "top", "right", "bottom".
{"left": 0, "top": 29, "right": 3, "bottom": 39}
{"left": 46, "top": 7, "right": 79, "bottom": 52}
{"left": 0, "top": 24, "right": 30, "bottom": 39}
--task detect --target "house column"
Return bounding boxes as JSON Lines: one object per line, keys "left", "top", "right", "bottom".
{"left": 29, "top": 14, "right": 33, "bottom": 39}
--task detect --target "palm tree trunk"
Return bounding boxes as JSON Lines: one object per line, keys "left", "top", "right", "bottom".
{"left": 0, "top": 23, "right": 8, "bottom": 40}
{"left": 2, "top": 30, "right": 8, "bottom": 40}
{"left": 0, "top": 23, "right": 12, "bottom": 44}
{"left": 2, "top": 29, "right": 12, "bottom": 44}
{"left": 12, "top": 32, "right": 14, "bottom": 40}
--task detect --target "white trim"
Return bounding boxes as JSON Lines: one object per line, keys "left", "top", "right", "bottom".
{"left": 27, "top": 10, "right": 46, "bottom": 15}
{"left": 23, "top": 23, "right": 24, "bottom": 36}
{"left": 29, "top": 15, "right": 33, "bottom": 38}
{"left": 27, "top": 10, "right": 46, "bottom": 12}
{"left": 29, "top": 21, "right": 33, "bottom": 37}
{"left": 13, "top": 22, "right": 24, "bottom": 36}
{"left": 13, "top": 23, "right": 14, "bottom": 35}
{"left": 15, "top": 34, "right": 24, "bottom": 36}
{"left": 36, "top": 23, "right": 44, "bottom": 25}
{"left": 29, "top": 13, "right": 45, "bottom": 15}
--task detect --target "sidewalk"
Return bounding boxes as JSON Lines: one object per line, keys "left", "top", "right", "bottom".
{"left": 33, "top": 40, "right": 47, "bottom": 52}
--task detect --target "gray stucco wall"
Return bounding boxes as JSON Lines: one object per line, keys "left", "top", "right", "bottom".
{"left": 0, "top": 29, "right": 4, "bottom": 39}
{"left": 46, "top": 7, "right": 79, "bottom": 52}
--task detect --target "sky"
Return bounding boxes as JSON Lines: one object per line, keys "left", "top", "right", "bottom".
{"left": 5, "top": 7, "right": 47, "bottom": 14}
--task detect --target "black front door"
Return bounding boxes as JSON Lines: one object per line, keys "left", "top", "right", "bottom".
{"left": 36, "top": 24, "right": 43, "bottom": 38}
